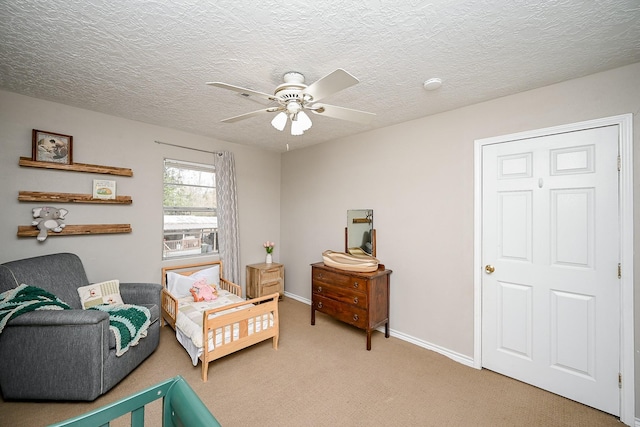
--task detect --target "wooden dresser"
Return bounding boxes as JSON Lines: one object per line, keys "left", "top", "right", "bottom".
{"left": 311, "top": 262, "right": 391, "bottom": 350}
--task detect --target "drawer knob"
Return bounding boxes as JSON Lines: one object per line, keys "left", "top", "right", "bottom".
{"left": 317, "top": 286, "right": 322, "bottom": 293}
{"left": 317, "top": 301, "right": 323, "bottom": 309}
{"left": 353, "top": 314, "right": 359, "bottom": 321}
{"left": 353, "top": 297, "right": 359, "bottom": 304}
{"left": 353, "top": 281, "right": 359, "bottom": 288}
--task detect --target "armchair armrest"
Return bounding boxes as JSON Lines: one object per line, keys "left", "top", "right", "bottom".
{"left": 0, "top": 309, "right": 111, "bottom": 400}
{"left": 5, "top": 308, "right": 108, "bottom": 327}
{"left": 119, "top": 282, "right": 162, "bottom": 306}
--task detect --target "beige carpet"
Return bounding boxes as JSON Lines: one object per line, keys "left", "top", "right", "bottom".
{"left": 0, "top": 298, "right": 622, "bottom": 426}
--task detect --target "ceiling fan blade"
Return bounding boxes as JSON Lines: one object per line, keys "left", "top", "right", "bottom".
{"left": 220, "top": 107, "right": 282, "bottom": 123}
{"left": 206, "top": 82, "right": 277, "bottom": 102}
{"left": 309, "top": 103, "right": 375, "bottom": 125}
{"left": 302, "top": 69, "right": 359, "bottom": 102}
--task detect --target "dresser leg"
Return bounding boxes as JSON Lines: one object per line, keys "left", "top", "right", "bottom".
{"left": 385, "top": 322, "right": 389, "bottom": 338}
{"left": 366, "top": 331, "right": 372, "bottom": 351}
{"left": 311, "top": 307, "right": 316, "bottom": 325}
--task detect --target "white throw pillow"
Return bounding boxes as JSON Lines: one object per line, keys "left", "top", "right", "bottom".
{"left": 166, "top": 272, "right": 197, "bottom": 298}
{"left": 77, "top": 280, "right": 124, "bottom": 309}
{"left": 191, "top": 265, "right": 220, "bottom": 288}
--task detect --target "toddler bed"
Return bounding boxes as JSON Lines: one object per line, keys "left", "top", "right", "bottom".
{"left": 161, "top": 261, "right": 279, "bottom": 381}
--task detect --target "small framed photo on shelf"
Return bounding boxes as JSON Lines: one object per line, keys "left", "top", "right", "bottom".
{"left": 32, "top": 129, "right": 73, "bottom": 164}
{"left": 93, "top": 179, "right": 116, "bottom": 200}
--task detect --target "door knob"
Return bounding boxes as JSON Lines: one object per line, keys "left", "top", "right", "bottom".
{"left": 485, "top": 265, "right": 495, "bottom": 274}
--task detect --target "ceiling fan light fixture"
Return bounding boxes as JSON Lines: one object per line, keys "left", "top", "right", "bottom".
{"left": 290, "top": 119, "right": 305, "bottom": 136}
{"left": 210, "top": 68, "right": 375, "bottom": 137}
{"left": 286, "top": 101, "right": 302, "bottom": 114}
{"left": 271, "top": 111, "right": 287, "bottom": 131}
{"left": 297, "top": 110, "right": 312, "bottom": 131}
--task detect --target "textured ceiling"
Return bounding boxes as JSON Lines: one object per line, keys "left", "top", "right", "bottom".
{"left": 1, "top": 1, "right": 639, "bottom": 152}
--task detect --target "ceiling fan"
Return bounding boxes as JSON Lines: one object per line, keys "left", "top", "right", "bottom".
{"left": 206, "top": 69, "right": 375, "bottom": 136}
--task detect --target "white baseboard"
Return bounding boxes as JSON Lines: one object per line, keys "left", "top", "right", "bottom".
{"left": 387, "top": 328, "right": 475, "bottom": 368}
{"left": 283, "top": 291, "right": 310, "bottom": 305}
{"left": 284, "top": 291, "right": 476, "bottom": 368}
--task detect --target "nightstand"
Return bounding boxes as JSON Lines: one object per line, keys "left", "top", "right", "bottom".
{"left": 246, "top": 262, "right": 284, "bottom": 300}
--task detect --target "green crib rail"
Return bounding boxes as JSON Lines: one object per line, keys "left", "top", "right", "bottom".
{"left": 48, "top": 376, "right": 221, "bottom": 427}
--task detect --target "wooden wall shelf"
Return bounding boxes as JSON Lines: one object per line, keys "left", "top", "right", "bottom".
{"left": 17, "top": 224, "right": 132, "bottom": 237}
{"left": 18, "top": 191, "right": 132, "bottom": 204}
{"left": 19, "top": 157, "right": 133, "bottom": 177}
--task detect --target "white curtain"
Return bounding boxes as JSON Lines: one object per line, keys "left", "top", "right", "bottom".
{"left": 214, "top": 151, "right": 240, "bottom": 283}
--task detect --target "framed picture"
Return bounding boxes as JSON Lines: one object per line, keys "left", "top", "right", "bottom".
{"left": 93, "top": 179, "right": 116, "bottom": 200}
{"left": 32, "top": 129, "right": 73, "bottom": 164}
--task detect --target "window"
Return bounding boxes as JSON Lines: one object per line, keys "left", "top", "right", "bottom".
{"left": 163, "top": 159, "right": 218, "bottom": 260}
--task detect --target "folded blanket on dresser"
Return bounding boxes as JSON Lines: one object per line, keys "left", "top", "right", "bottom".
{"left": 322, "top": 249, "right": 379, "bottom": 272}
{"left": 0, "top": 284, "right": 71, "bottom": 334}
{"left": 89, "top": 304, "right": 151, "bottom": 356}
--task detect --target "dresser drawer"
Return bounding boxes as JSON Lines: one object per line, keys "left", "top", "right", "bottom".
{"left": 312, "top": 282, "right": 367, "bottom": 309}
{"left": 261, "top": 280, "right": 282, "bottom": 296}
{"left": 312, "top": 268, "right": 368, "bottom": 292}
{"left": 313, "top": 295, "right": 367, "bottom": 329}
{"left": 261, "top": 267, "right": 282, "bottom": 282}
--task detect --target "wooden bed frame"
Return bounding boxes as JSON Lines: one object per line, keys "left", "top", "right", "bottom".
{"left": 161, "top": 261, "right": 279, "bottom": 381}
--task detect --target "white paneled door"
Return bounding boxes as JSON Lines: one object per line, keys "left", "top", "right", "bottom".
{"left": 481, "top": 125, "right": 620, "bottom": 415}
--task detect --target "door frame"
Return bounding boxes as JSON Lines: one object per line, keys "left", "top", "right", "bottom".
{"left": 473, "top": 114, "right": 634, "bottom": 424}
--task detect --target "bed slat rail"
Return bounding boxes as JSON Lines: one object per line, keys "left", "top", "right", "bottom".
{"left": 220, "top": 277, "right": 241, "bottom": 296}
{"left": 201, "top": 293, "right": 280, "bottom": 381}
{"left": 161, "top": 290, "right": 178, "bottom": 328}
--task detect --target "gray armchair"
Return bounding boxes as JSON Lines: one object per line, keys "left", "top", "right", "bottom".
{"left": 0, "top": 253, "right": 161, "bottom": 401}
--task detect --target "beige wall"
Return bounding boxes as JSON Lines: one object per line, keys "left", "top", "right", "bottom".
{"left": 0, "top": 90, "right": 281, "bottom": 291}
{"left": 1, "top": 62, "right": 639, "bottom": 414}
{"left": 280, "top": 62, "right": 640, "bottom": 406}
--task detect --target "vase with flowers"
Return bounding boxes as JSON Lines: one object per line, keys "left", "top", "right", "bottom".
{"left": 263, "top": 241, "right": 275, "bottom": 264}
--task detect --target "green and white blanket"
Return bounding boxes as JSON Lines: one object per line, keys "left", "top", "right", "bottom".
{"left": 0, "top": 284, "right": 71, "bottom": 334}
{"left": 89, "top": 304, "right": 151, "bottom": 356}
{"left": 0, "top": 284, "right": 150, "bottom": 357}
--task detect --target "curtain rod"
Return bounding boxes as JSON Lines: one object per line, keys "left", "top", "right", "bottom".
{"left": 154, "top": 140, "right": 223, "bottom": 155}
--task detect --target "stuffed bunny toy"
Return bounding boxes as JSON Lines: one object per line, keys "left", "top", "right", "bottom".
{"left": 32, "top": 206, "right": 68, "bottom": 241}
{"left": 189, "top": 277, "right": 218, "bottom": 302}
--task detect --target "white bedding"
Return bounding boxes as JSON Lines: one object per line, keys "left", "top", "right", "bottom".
{"left": 174, "top": 290, "right": 273, "bottom": 365}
